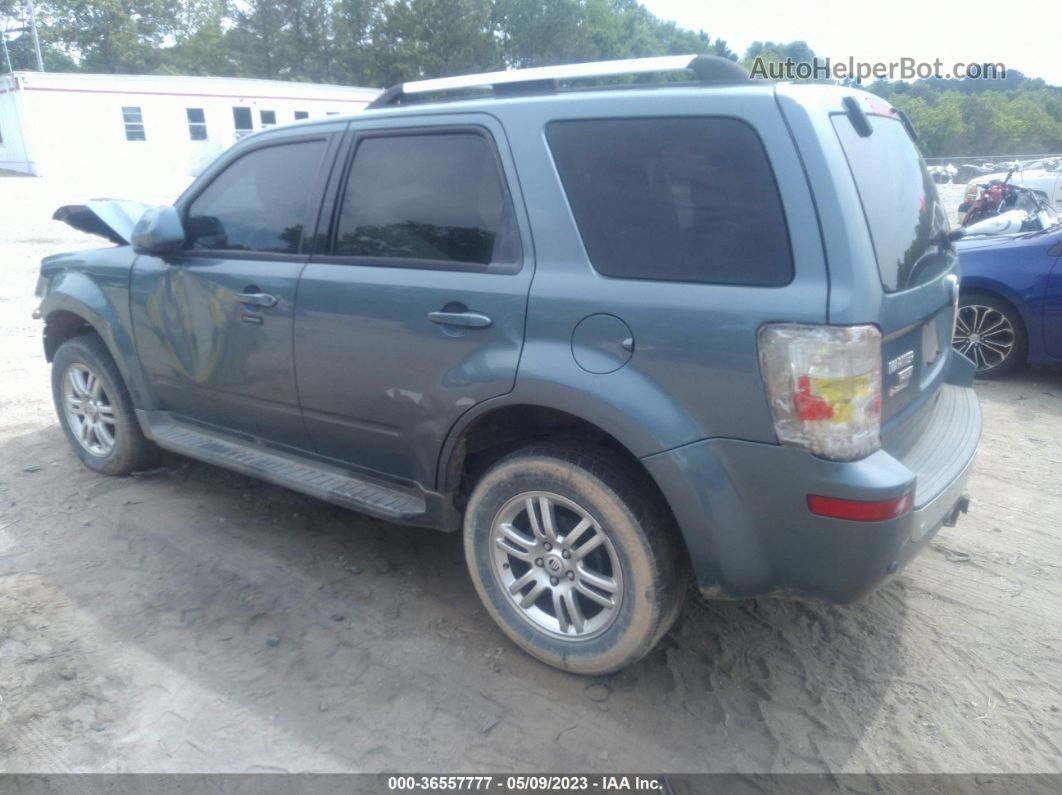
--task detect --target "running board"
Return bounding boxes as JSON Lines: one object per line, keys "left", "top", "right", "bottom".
{"left": 138, "top": 412, "right": 427, "bottom": 521}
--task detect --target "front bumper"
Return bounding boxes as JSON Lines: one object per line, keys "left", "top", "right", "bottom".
{"left": 643, "top": 383, "right": 981, "bottom": 603}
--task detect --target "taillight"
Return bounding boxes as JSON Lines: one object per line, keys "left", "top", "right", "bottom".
{"left": 757, "top": 324, "right": 882, "bottom": 461}
{"left": 807, "top": 493, "right": 912, "bottom": 521}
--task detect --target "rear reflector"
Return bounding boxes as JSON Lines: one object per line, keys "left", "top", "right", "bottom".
{"left": 807, "top": 493, "right": 912, "bottom": 522}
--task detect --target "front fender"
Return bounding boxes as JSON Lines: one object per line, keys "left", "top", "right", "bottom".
{"left": 39, "top": 249, "right": 154, "bottom": 410}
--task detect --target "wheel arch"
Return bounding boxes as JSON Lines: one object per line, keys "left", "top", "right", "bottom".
{"left": 39, "top": 276, "right": 154, "bottom": 410}
{"left": 958, "top": 284, "right": 1031, "bottom": 341}
{"left": 438, "top": 402, "right": 684, "bottom": 541}
{"left": 43, "top": 308, "right": 97, "bottom": 362}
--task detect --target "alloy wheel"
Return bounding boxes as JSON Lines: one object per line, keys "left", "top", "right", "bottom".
{"left": 953, "top": 304, "right": 1015, "bottom": 372}
{"left": 62, "top": 363, "right": 117, "bottom": 457}
{"left": 490, "top": 491, "right": 623, "bottom": 640}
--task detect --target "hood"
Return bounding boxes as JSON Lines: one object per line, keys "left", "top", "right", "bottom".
{"left": 957, "top": 225, "right": 1062, "bottom": 255}
{"left": 53, "top": 199, "right": 153, "bottom": 245}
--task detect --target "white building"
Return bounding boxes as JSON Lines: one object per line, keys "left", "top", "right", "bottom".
{"left": 0, "top": 71, "right": 379, "bottom": 177}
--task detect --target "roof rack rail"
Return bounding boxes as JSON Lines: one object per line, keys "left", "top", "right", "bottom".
{"left": 367, "top": 54, "right": 751, "bottom": 109}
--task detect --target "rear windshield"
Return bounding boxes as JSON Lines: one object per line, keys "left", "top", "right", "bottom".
{"left": 832, "top": 114, "right": 951, "bottom": 292}
{"left": 546, "top": 117, "right": 793, "bottom": 286}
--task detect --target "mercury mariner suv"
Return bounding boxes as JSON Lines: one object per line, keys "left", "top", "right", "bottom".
{"left": 36, "top": 55, "right": 980, "bottom": 674}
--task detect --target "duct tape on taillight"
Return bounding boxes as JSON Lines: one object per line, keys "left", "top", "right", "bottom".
{"left": 757, "top": 324, "right": 883, "bottom": 461}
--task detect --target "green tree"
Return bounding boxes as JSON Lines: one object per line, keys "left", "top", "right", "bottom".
{"left": 36, "top": 0, "right": 181, "bottom": 73}
{"left": 325, "top": 0, "right": 380, "bottom": 84}
{"left": 370, "top": 0, "right": 500, "bottom": 85}
{"left": 158, "top": 0, "right": 233, "bottom": 76}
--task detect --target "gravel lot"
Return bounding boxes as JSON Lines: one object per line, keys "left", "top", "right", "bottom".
{"left": 1, "top": 173, "right": 1060, "bottom": 774}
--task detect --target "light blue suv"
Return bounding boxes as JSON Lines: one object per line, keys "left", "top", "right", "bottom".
{"left": 37, "top": 55, "right": 980, "bottom": 673}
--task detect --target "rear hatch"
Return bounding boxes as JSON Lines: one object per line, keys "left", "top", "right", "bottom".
{"left": 830, "top": 103, "right": 958, "bottom": 449}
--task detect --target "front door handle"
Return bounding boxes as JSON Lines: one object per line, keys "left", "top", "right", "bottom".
{"left": 428, "top": 310, "right": 493, "bottom": 329}
{"left": 235, "top": 291, "right": 278, "bottom": 308}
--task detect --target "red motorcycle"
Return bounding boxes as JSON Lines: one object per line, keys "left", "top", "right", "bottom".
{"left": 959, "top": 169, "right": 1016, "bottom": 226}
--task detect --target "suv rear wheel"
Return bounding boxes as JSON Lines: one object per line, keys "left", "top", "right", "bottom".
{"left": 463, "top": 444, "right": 686, "bottom": 674}
{"left": 51, "top": 334, "right": 159, "bottom": 475}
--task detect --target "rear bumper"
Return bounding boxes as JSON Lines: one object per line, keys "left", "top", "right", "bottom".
{"left": 643, "top": 383, "right": 981, "bottom": 603}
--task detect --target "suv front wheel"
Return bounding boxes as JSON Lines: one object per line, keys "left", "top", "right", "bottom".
{"left": 463, "top": 444, "right": 686, "bottom": 674}
{"left": 51, "top": 334, "right": 159, "bottom": 475}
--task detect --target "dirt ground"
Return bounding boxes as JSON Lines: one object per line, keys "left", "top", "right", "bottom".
{"left": 1, "top": 173, "right": 1060, "bottom": 774}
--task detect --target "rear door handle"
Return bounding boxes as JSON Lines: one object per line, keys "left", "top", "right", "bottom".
{"left": 428, "top": 310, "right": 493, "bottom": 329}
{"left": 235, "top": 292, "right": 278, "bottom": 308}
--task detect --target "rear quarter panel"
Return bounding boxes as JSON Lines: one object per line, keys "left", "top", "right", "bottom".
{"left": 479, "top": 87, "right": 829, "bottom": 457}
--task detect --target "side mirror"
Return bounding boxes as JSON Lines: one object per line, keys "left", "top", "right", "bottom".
{"left": 131, "top": 205, "right": 186, "bottom": 256}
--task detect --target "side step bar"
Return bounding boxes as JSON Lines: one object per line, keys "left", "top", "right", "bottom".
{"left": 138, "top": 412, "right": 427, "bottom": 521}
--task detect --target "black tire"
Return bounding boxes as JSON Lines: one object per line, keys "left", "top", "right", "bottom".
{"left": 463, "top": 443, "right": 687, "bottom": 674}
{"left": 953, "top": 292, "right": 1027, "bottom": 378}
{"left": 51, "top": 333, "right": 159, "bottom": 475}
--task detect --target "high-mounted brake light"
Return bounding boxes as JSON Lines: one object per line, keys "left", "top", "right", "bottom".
{"left": 807, "top": 493, "right": 912, "bottom": 522}
{"left": 758, "top": 324, "right": 882, "bottom": 461}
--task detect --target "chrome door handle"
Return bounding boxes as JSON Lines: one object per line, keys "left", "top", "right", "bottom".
{"left": 235, "top": 292, "right": 278, "bottom": 308}
{"left": 428, "top": 310, "right": 493, "bottom": 329}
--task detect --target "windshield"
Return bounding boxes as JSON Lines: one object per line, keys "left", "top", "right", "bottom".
{"left": 832, "top": 114, "right": 952, "bottom": 292}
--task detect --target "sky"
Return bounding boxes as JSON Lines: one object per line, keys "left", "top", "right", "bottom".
{"left": 641, "top": 0, "right": 1060, "bottom": 86}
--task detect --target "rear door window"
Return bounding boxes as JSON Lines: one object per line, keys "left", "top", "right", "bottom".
{"left": 546, "top": 117, "right": 793, "bottom": 285}
{"left": 333, "top": 131, "right": 521, "bottom": 270}
{"left": 185, "top": 139, "right": 327, "bottom": 254}
{"left": 832, "top": 114, "right": 950, "bottom": 292}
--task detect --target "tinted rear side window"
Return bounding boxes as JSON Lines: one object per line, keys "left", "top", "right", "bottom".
{"left": 335, "top": 132, "right": 520, "bottom": 269}
{"left": 546, "top": 117, "right": 793, "bottom": 285}
{"left": 832, "top": 114, "right": 950, "bottom": 292}
{"left": 186, "top": 139, "right": 327, "bottom": 254}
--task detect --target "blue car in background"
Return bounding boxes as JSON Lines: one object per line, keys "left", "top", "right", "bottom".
{"left": 955, "top": 226, "right": 1062, "bottom": 377}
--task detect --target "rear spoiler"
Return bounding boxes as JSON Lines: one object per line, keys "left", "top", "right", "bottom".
{"left": 843, "top": 95, "right": 919, "bottom": 143}
{"left": 53, "top": 199, "right": 153, "bottom": 245}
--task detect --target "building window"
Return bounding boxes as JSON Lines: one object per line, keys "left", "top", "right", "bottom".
{"left": 232, "top": 107, "right": 253, "bottom": 139}
{"left": 122, "top": 106, "right": 146, "bottom": 141}
{"left": 186, "top": 108, "right": 208, "bottom": 141}
{"left": 294, "top": 111, "right": 309, "bottom": 121}
{"left": 260, "top": 110, "right": 277, "bottom": 128}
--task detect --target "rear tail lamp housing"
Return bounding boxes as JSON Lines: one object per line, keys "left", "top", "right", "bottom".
{"left": 807, "top": 493, "right": 912, "bottom": 521}
{"left": 758, "top": 324, "right": 882, "bottom": 461}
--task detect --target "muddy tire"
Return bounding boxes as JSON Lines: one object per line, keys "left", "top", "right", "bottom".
{"left": 51, "top": 334, "right": 159, "bottom": 475}
{"left": 463, "top": 444, "right": 687, "bottom": 674}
